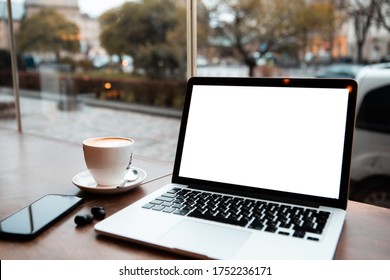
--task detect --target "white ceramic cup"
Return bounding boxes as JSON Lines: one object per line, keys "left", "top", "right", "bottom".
{"left": 82, "top": 137, "right": 134, "bottom": 186}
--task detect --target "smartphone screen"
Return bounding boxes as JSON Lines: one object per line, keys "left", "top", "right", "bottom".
{"left": 0, "top": 194, "right": 83, "bottom": 239}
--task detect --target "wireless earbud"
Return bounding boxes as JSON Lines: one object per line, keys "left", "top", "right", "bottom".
{"left": 74, "top": 206, "right": 106, "bottom": 226}
{"left": 74, "top": 214, "right": 93, "bottom": 226}
{"left": 91, "top": 206, "right": 106, "bottom": 220}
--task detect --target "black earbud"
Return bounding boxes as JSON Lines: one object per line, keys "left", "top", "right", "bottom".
{"left": 74, "top": 214, "right": 93, "bottom": 226}
{"left": 91, "top": 206, "right": 106, "bottom": 220}
{"left": 75, "top": 206, "right": 106, "bottom": 226}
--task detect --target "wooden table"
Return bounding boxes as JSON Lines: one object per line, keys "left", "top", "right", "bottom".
{"left": 0, "top": 129, "right": 389, "bottom": 259}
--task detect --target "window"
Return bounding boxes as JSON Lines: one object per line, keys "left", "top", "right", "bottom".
{"left": 1, "top": 0, "right": 187, "bottom": 163}
{"left": 2, "top": 0, "right": 390, "bottom": 167}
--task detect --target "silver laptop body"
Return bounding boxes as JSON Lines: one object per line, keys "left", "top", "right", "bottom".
{"left": 95, "top": 77, "right": 357, "bottom": 260}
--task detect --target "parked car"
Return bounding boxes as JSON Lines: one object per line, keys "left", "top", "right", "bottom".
{"left": 315, "top": 63, "right": 364, "bottom": 79}
{"left": 349, "top": 65, "right": 390, "bottom": 208}
{"left": 370, "top": 61, "right": 390, "bottom": 69}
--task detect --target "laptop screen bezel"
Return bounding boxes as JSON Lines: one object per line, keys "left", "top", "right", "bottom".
{"left": 172, "top": 77, "right": 357, "bottom": 210}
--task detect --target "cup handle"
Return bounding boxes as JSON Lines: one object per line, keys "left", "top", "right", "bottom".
{"left": 126, "top": 153, "right": 133, "bottom": 171}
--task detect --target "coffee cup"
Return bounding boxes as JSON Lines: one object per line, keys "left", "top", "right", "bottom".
{"left": 82, "top": 137, "right": 134, "bottom": 186}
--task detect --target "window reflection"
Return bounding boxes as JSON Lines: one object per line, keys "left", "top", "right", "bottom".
{"left": 197, "top": 0, "right": 390, "bottom": 78}
{"left": 1, "top": 0, "right": 186, "bottom": 163}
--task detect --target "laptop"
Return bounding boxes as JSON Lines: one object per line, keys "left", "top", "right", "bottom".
{"left": 95, "top": 77, "right": 357, "bottom": 259}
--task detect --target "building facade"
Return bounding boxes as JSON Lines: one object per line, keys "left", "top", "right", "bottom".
{"left": 24, "top": 0, "right": 101, "bottom": 59}
{"left": 0, "top": 2, "right": 24, "bottom": 49}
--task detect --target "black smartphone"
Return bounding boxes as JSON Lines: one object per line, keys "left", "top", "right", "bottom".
{"left": 0, "top": 194, "right": 83, "bottom": 240}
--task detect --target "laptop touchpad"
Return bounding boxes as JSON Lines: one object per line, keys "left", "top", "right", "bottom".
{"left": 159, "top": 220, "right": 251, "bottom": 259}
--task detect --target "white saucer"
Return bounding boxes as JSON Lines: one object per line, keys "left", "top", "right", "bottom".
{"left": 72, "top": 167, "right": 146, "bottom": 194}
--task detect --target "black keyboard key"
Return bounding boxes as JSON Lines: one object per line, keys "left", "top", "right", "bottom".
{"left": 279, "top": 221, "right": 291, "bottom": 228}
{"left": 290, "top": 215, "right": 302, "bottom": 226}
{"left": 173, "top": 197, "right": 185, "bottom": 203}
{"left": 173, "top": 209, "right": 190, "bottom": 216}
{"left": 229, "top": 213, "right": 240, "bottom": 220}
{"left": 208, "top": 209, "right": 219, "bottom": 216}
{"left": 318, "top": 210, "right": 330, "bottom": 218}
{"left": 278, "top": 231, "right": 290, "bottom": 236}
{"left": 172, "top": 203, "right": 182, "bottom": 209}
{"left": 317, "top": 211, "right": 331, "bottom": 223}
{"left": 293, "top": 230, "right": 306, "bottom": 238}
{"left": 294, "top": 223, "right": 324, "bottom": 234}
{"left": 216, "top": 211, "right": 231, "bottom": 219}
{"left": 280, "top": 205, "right": 292, "bottom": 211}
{"left": 265, "top": 226, "right": 278, "bottom": 233}
{"left": 248, "top": 219, "right": 264, "bottom": 231}
{"left": 307, "top": 236, "right": 319, "bottom": 241}
{"left": 316, "top": 224, "right": 326, "bottom": 233}
{"left": 292, "top": 206, "right": 304, "bottom": 213}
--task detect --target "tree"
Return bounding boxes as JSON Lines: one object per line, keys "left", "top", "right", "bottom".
{"left": 210, "top": 0, "right": 267, "bottom": 76}
{"left": 376, "top": 0, "right": 390, "bottom": 32}
{"left": 165, "top": 3, "right": 187, "bottom": 78}
{"left": 297, "top": 1, "right": 341, "bottom": 63}
{"left": 16, "top": 9, "right": 80, "bottom": 62}
{"left": 348, "top": 0, "right": 377, "bottom": 63}
{"left": 99, "top": 0, "right": 186, "bottom": 79}
{"left": 197, "top": 0, "right": 211, "bottom": 50}
{"left": 209, "top": 0, "right": 336, "bottom": 76}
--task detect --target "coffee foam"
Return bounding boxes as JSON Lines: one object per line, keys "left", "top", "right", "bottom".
{"left": 85, "top": 137, "right": 132, "bottom": 148}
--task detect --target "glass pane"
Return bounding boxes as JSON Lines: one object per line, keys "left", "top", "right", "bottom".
{"left": 197, "top": 0, "right": 389, "bottom": 77}
{"left": 11, "top": 0, "right": 187, "bottom": 163}
{"left": 196, "top": 0, "right": 390, "bottom": 208}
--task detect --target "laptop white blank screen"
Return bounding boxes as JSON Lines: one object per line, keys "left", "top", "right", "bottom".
{"left": 179, "top": 85, "right": 350, "bottom": 199}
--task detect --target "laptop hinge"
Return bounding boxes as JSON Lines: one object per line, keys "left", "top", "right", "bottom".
{"left": 188, "top": 185, "right": 320, "bottom": 208}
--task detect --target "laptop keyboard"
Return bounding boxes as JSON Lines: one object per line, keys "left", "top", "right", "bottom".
{"left": 142, "top": 187, "right": 330, "bottom": 241}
